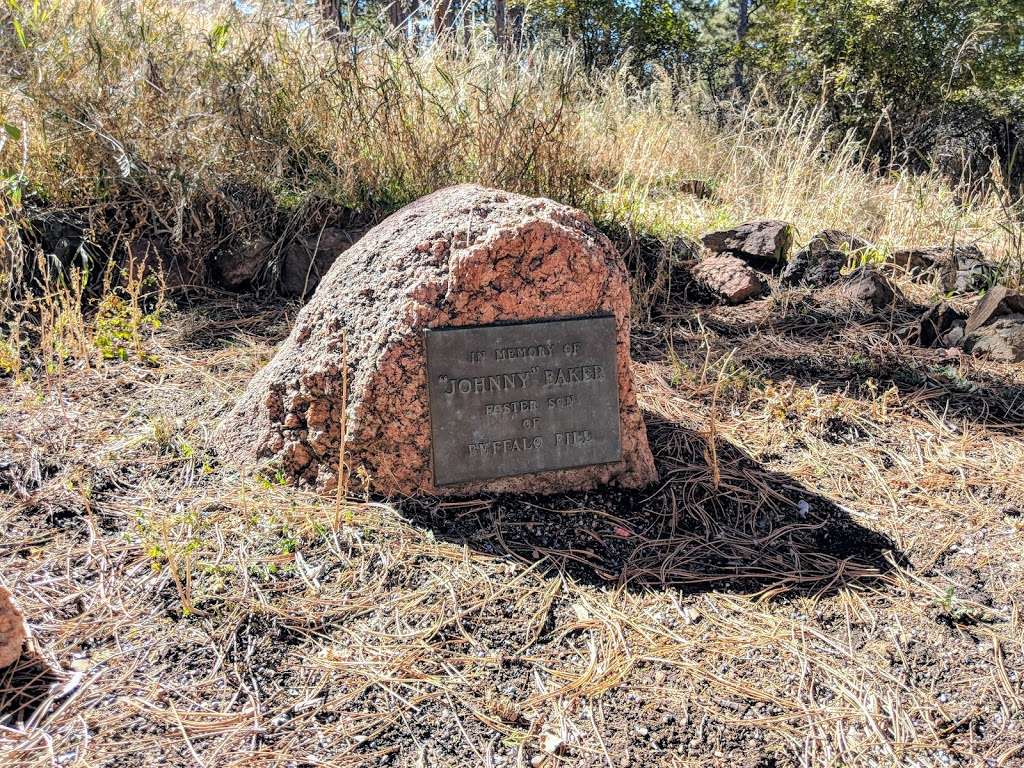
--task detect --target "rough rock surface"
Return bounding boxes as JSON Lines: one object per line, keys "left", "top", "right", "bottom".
{"left": 892, "top": 244, "right": 996, "bottom": 294}
{"left": 781, "top": 248, "right": 848, "bottom": 287}
{"left": 943, "top": 246, "right": 998, "bottom": 294}
{"left": 917, "top": 302, "right": 965, "bottom": 348}
{"left": 280, "top": 228, "right": 364, "bottom": 299}
{"left": 701, "top": 220, "right": 793, "bottom": 264}
{"left": 212, "top": 236, "right": 273, "bottom": 290}
{"left": 805, "top": 229, "right": 871, "bottom": 255}
{"left": 963, "top": 315, "right": 1024, "bottom": 363}
{"left": 833, "top": 269, "right": 901, "bottom": 310}
{"left": 691, "top": 255, "right": 767, "bottom": 304}
{"left": 0, "top": 586, "right": 28, "bottom": 668}
{"left": 781, "top": 229, "right": 871, "bottom": 287}
{"left": 215, "top": 184, "right": 658, "bottom": 496}
{"left": 964, "top": 286, "right": 1024, "bottom": 336}
{"left": 959, "top": 287, "right": 1024, "bottom": 362}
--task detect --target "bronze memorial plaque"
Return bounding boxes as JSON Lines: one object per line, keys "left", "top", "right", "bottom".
{"left": 424, "top": 315, "right": 621, "bottom": 486}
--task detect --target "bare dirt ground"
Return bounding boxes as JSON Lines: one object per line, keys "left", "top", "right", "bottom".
{"left": 2, "top": 273, "right": 1023, "bottom": 767}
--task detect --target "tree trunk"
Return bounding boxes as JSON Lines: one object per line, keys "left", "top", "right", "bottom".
{"left": 433, "top": 0, "right": 458, "bottom": 40}
{"left": 387, "top": 0, "right": 405, "bottom": 34}
{"left": 507, "top": 3, "right": 524, "bottom": 49}
{"left": 733, "top": 0, "right": 750, "bottom": 93}
{"left": 494, "top": 0, "right": 506, "bottom": 47}
{"left": 318, "top": 0, "right": 347, "bottom": 40}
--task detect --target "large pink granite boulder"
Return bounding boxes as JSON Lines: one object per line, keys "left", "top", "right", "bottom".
{"left": 215, "top": 184, "right": 658, "bottom": 496}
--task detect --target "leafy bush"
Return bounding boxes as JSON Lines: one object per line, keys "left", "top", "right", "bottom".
{"left": 750, "top": 0, "right": 1024, "bottom": 178}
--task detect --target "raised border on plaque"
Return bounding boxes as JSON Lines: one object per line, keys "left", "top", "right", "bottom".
{"left": 424, "top": 315, "right": 622, "bottom": 486}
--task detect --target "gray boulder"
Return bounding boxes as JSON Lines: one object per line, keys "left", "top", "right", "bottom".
{"left": 834, "top": 269, "right": 901, "bottom": 310}
{"left": 963, "top": 315, "right": 1024, "bottom": 363}
{"left": 806, "top": 229, "right": 871, "bottom": 255}
{"left": 781, "top": 230, "right": 871, "bottom": 287}
{"left": 958, "top": 287, "right": 1024, "bottom": 362}
{"left": 891, "top": 244, "right": 997, "bottom": 294}
{"left": 917, "top": 302, "right": 965, "bottom": 348}
{"left": 701, "top": 220, "right": 793, "bottom": 264}
{"left": 964, "top": 286, "right": 1024, "bottom": 336}
{"left": 781, "top": 248, "right": 848, "bottom": 287}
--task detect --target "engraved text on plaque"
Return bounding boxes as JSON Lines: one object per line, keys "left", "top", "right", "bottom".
{"left": 424, "top": 315, "right": 622, "bottom": 486}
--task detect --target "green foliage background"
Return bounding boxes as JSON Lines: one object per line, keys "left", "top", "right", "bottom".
{"left": 529, "top": 0, "right": 1024, "bottom": 180}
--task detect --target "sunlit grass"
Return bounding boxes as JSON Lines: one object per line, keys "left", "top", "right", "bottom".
{"left": 2, "top": 0, "right": 1021, "bottom": 317}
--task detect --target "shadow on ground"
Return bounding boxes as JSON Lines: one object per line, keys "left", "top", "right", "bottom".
{"left": 0, "top": 654, "right": 63, "bottom": 729}
{"left": 646, "top": 294, "right": 1024, "bottom": 430}
{"left": 401, "top": 414, "right": 906, "bottom": 597}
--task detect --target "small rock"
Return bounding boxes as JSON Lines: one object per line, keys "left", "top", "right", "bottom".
{"left": 962, "top": 315, "right": 1024, "bottom": 363}
{"left": 917, "top": 302, "right": 965, "bottom": 348}
{"left": 834, "top": 269, "right": 901, "bottom": 309}
{"left": 892, "top": 244, "right": 997, "bottom": 294}
{"left": 701, "top": 220, "right": 793, "bottom": 264}
{"left": 943, "top": 325, "right": 965, "bottom": 347}
{"left": 0, "top": 586, "right": 29, "bottom": 668}
{"left": 781, "top": 229, "right": 872, "bottom": 287}
{"left": 891, "top": 246, "right": 937, "bottom": 272}
{"left": 213, "top": 236, "right": 273, "bottom": 290}
{"left": 691, "top": 254, "right": 767, "bottom": 304}
{"left": 805, "top": 229, "right": 871, "bottom": 254}
{"left": 943, "top": 246, "right": 998, "bottom": 294}
{"left": 781, "top": 248, "right": 848, "bottom": 287}
{"left": 540, "top": 727, "right": 564, "bottom": 755}
{"left": 681, "top": 606, "right": 701, "bottom": 625}
{"left": 964, "top": 286, "right": 1024, "bottom": 336}
{"left": 280, "top": 227, "right": 364, "bottom": 299}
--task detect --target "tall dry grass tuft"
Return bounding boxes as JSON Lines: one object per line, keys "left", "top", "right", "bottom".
{"left": 1, "top": 0, "right": 1021, "bottom": 324}
{"left": 583, "top": 80, "right": 1021, "bottom": 260}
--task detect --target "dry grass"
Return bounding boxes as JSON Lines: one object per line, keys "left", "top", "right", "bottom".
{"left": 3, "top": 2, "right": 1024, "bottom": 766}
{"left": 2, "top": 269, "right": 1023, "bottom": 766}
{"left": 2, "top": 0, "right": 1023, "bottom": 312}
